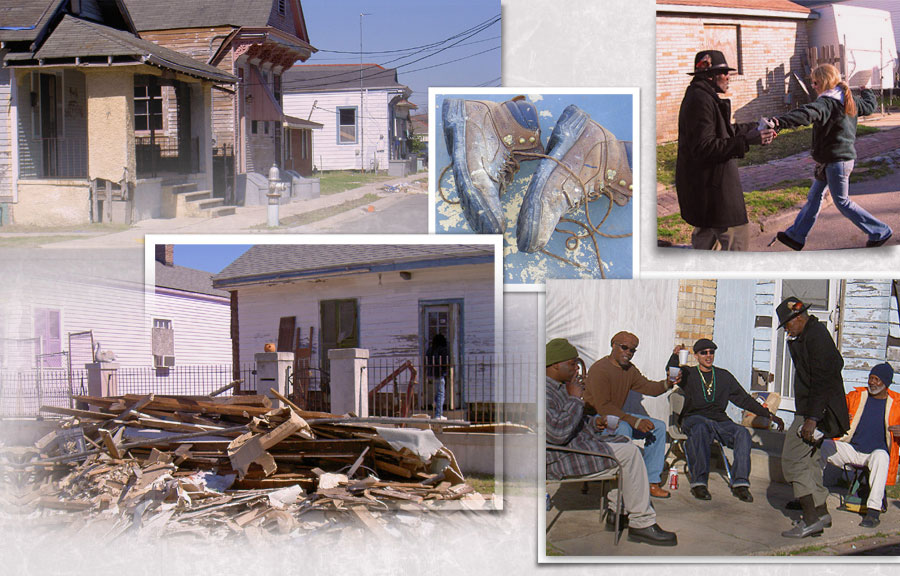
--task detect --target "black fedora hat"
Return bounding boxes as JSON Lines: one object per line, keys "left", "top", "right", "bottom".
{"left": 688, "top": 50, "right": 737, "bottom": 76}
{"left": 693, "top": 338, "right": 717, "bottom": 353}
{"left": 776, "top": 296, "right": 812, "bottom": 329}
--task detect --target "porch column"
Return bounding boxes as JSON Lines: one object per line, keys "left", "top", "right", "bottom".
{"left": 86, "top": 69, "right": 135, "bottom": 186}
{"left": 328, "top": 348, "right": 369, "bottom": 417}
{"left": 254, "top": 351, "right": 293, "bottom": 408}
{"left": 84, "top": 361, "right": 119, "bottom": 398}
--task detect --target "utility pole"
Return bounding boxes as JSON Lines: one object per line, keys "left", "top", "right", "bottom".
{"left": 359, "top": 13, "right": 371, "bottom": 172}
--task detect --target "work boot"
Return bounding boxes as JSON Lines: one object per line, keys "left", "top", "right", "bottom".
{"left": 442, "top": 96, "right": 543, "bottom": 234}
{"left": 516, "top": 104, "right": 632, "bottom": 253}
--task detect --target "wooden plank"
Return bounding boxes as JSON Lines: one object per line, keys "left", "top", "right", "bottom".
{"left": 98, "top": 429, "right": 121, "bottom": 459}
{"left": 227, "top": 411, "right": 306, "bottom": 479}
{"left": 40, "top": 406, "right": 116, "bottom": 420}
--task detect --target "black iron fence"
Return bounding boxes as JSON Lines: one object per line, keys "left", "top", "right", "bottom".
{"left": 136, "top": 135, "right": 199, "bottom": 178}
{"left": 0, "top": 356, "right": 537, "bottom": 425}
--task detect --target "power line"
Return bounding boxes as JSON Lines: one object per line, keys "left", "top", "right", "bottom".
{"left": 306, "top": 36, "right": 501, "bottom": 63}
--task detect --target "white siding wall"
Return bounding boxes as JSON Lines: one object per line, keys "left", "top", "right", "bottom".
{"left": 0, "top": 68, "right": 12, "bottom": 202}
{"left": 0, "top": 277, "right": 149, "bottom": 369}
{"left": 840, "top": 279, "right": 893, "bottom": 388}
{"left": 282, "top": 90, "right": 392, "bottom": 171}
{"left": 751, "top": 280, "right": 777, "bottom": 375}
{"left": 150, "top": 290, "right": 232, "bottom": 366}
{"left": 841, "top": 0, "right": 900, "bottom": 54}
{"left": 234, "top": 263, "right": 495, "bottom": 376}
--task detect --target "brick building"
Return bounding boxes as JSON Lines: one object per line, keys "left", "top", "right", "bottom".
{"left": 656, "top": 0, "right": 815, "bottom": 143}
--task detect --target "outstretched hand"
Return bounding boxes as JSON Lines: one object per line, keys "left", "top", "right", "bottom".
{"left": 770, "top": 413, "right": 785, "bottom": 432}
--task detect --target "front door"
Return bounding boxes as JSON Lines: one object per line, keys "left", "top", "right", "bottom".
{"left": 771, "top": 279, "right": 841, "bottom": 406}
{"left": 39, "top": 73, "right": 59, "bottom": 177}
{"left": 419, "top": 300, "right": 462, "bottom": 412}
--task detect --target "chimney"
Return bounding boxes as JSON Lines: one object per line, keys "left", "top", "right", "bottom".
{"left": 155, "top": 244, "right": 174, "bottom": 266}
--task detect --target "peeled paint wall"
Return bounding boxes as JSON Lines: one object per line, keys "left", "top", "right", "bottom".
{"left": 86, "top": 69, "right": 135, "bottom": 185}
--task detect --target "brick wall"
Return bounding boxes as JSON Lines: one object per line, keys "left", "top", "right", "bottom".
{"left": 674, "top": 279, "right": 718, "bottom": 365}
{"left": 656, "top": 14, "right": 810, "bottom": 143}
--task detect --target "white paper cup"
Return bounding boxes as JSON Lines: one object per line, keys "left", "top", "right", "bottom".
{"left": 668, "top": 366, "right": 681, "bottom": 381}
{"left": 678, "top": 349, "right": 690, "bottom": 365}
{"left": 605, "top": 415, "right": 619, "bottom": 430}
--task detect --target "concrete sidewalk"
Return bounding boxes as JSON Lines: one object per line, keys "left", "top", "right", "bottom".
{"left": 547, "top": 455, "right": 900, "bottom": 557}
{"left": 656, "top": 113, "right": 900, "bottom": 222}
{"left": 10, "top": 172, "right": 428, "bottom": 250}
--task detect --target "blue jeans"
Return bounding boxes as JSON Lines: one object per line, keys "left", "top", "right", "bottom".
{"left": 615, "top": 414, "right": 666, "bottom": 484}
{"left": 785, "top": 160, "right": 892, "bottom": 244}
{"left": 434, "top": 376, "right": 445, "bottom": 418}
{"left": 682, "top": 415, "right": 752, "bottom": 487}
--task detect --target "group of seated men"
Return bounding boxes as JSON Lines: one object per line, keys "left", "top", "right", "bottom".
{"left": 546, "top": 330, "right": 899, "bottom": 547}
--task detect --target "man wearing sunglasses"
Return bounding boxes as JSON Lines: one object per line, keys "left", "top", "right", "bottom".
{"left": 667, "top": 338, "right": 784, "bottom": 502}
{"left": 584, "top": 331, "right": 681, "bottom": 499}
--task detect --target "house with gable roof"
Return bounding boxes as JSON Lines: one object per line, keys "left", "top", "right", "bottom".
{"left": 0, "top": 0, "right": 236, "bottom": 225}
{"left": 122, "top": 0, "right": 320, "bottom": 204}
{"left": 212, "top": 242, "right": 497, "bottom": 414}
{"left": 280, "top": 64, "right": 415, "bottom": 172}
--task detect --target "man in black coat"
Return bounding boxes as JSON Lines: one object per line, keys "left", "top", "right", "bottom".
{"left": 777, "top": 296, "right": 851, "bottom": 538}
{"left": 675, "top": 50, "right": 776, "bottom": 251}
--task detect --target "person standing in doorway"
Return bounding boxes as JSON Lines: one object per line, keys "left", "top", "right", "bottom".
{"left": 426, "top": 333, "right": 449, "bottom": 419}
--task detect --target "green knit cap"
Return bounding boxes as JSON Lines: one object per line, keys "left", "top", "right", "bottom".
{"left": 546, "top": 338, "right": 578, "bottom": 366}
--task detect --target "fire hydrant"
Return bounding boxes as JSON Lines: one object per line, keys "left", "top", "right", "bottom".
{"left": 267, "top": 163, "right": 288, "bottom": 227}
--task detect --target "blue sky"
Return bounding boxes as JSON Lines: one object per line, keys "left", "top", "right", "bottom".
{"left": 300, "top": 0, "right": 501, "bottom": 110}
{"left": 174, "top": 245, "right": 252, "bottom": 273}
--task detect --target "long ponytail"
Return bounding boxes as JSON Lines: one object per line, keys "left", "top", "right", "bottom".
{"left": 838, "top": 82, "right": 857, "bottom": 117}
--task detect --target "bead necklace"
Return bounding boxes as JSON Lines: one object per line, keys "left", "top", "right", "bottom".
{"left": 698, "top": 367, "right": 716, "bottom": 402}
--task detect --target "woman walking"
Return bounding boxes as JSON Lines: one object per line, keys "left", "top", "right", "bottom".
{"left": 772, "top": 64, "right": 892, "bottom": 250}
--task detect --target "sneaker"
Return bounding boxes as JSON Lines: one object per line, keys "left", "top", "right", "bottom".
{"left": 516, "top": 104, "right": 632, "bottom": 253}
{"left": 781, "top": 518, "right": 825, "bottom": 538}
{"left": 442, "top": 97, "right": 543, "bottom": 234}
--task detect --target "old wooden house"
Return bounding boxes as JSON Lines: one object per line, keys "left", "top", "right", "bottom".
{"left": 281, "top": 64, "right": 415, "bottom": 172}
{"left": 122, "top": 0, "right": 318, "bottom": 205}
{"left": 212, "top": 242, "right": 497, "bottom": 414}
{"left": 0, "top": 0, "right": 236, "bottom": 225}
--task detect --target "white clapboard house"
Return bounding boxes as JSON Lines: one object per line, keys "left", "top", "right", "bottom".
{"left": 211, "top": 243, "right": 497, "bottom": 415}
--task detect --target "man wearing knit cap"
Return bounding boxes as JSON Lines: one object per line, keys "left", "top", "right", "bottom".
{"left": 545, "top": 337, "right": 677, "bottom": 546}
{"left": 776, "top": 296, "right": 850, "bottom": 538}
{"left": 821, "top": 362, "right": 900, "bottom": 528}
{"left": 583, "top": 331, "right": 681, "bottom": 499}
{"left": 666, "top": 338, "right": 784, "bottom": 502}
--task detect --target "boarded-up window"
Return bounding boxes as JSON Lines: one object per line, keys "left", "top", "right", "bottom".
{"left": 320, "top": 299, "right": 358, "bottom": 369}
{"left": 338, "top": 107, "right": 357, "bottom": 143}
{"left": 152, "top": 318, "right": 175, "bottom": 367}
{"left": 704, "top": 24, "right": 742, "bottom": 75}
{"left": 277, "top": 316, "right": 296, "bottom": 352}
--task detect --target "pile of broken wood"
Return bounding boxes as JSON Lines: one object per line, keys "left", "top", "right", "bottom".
{"left": 0, "top": 388, "right": 490, "bottom": 539}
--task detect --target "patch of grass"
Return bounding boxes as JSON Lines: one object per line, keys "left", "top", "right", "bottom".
{"left": 657, "top": 124, "right": 881, "bottom": 180}
{"left": 316, "top": 170, "right": 395, "bottom": 196}
{"left": 0, "top": 223, "right": 129, "bottom": 234}
{"left": 777, "top": 543, "right": 827, "bottom": 556}
{"left": 885, "top": 484, "right": 900, "bottom": 499}
{"left": 465, "top": 473, "right": 533, "bottom": 496}
{"left": 657, "top": 183, "right": 809, "bottom": 246}
{"left": 0, "top": 235, "right": 94, "bottom": 247}
{"left": 656, "top": 142, "right": 678, "bottom": 186}
{"left": 850, "top": 159, "right": 896, "bottom": 183}
{"left": 257, "top": 193, "right": 380, "bottom": 228}
{"left": 546, "top": 542, "right": 566, "bottom": 556}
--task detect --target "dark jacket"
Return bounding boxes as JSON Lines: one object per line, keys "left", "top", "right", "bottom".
{"left": 675, "top": 77, "right": 757, "bottom": 228}
{"left": 425, "top": 335, "right": 449, "bottom": 378}
{"left": 775, "top": 89, "right": 876, "bottom": 163}
{"left": 786, "top": 315, "right": 850, "bottom": 437}
{"left": 666, "top": 354, "right": 769, "bottom": 424}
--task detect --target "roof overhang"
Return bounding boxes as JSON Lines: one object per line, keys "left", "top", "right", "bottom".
{"left": 213, "top": 254, "right": 493, "bottom": 289}
{"left": 656, "top": 3, "right": 817, "bottom": 20}
{"left": 211, "top": 27, "right": 316, "bottom": 73}
{"left": 283, "top": 115, "right": 323, "bottom": 130}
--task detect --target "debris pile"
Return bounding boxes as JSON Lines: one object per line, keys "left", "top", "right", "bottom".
{"left": 1, "top": 390, "right": 491, "bottom": 539}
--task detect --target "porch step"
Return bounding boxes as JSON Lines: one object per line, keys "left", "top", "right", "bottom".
{"left": 170, "top": 182, "right": 199, "bottom": 195}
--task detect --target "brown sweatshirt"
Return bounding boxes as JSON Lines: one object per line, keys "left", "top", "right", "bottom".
{"left": 583, "top": 355, "right": 669, "bottom": 427}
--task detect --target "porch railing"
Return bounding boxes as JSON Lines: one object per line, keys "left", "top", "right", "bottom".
{"left": 18, "top": 136, "right": 88, "bottom": 179}
{"left": 136, "top": 135, "right": 200, "bottom": 178}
